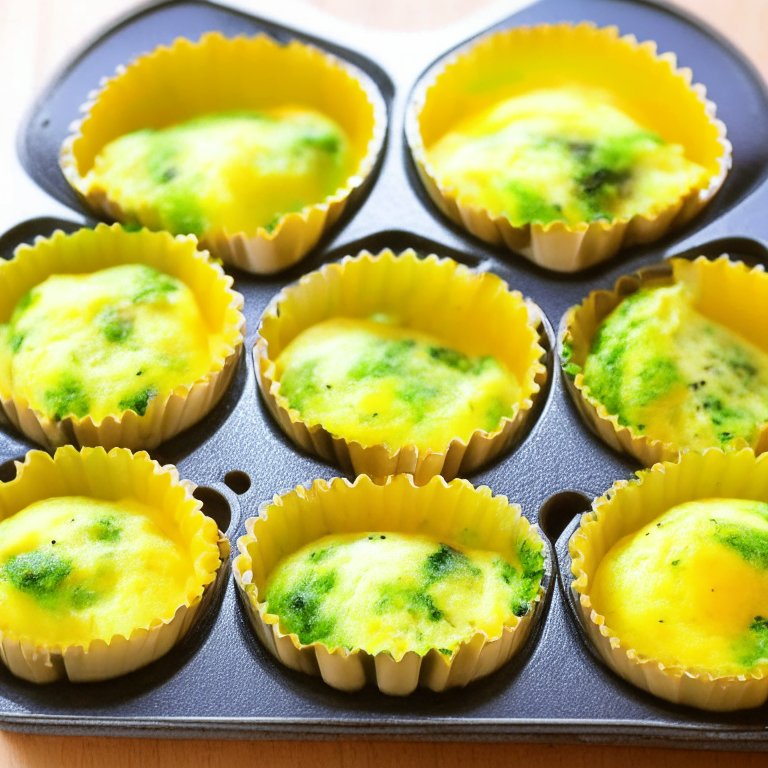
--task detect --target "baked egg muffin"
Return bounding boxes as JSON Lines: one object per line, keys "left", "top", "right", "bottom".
{"left": 591, "top": 498, "right": 768, "bottom": 676}
{"left": 426, "top": 86, "right": 709, "bottom": 229}
{"left": 576, "top": 282, "right": 768, "bottom": 452}
{"left": 80, "top": 108, "right": 353, "bottom": 239}
{"left": 0, "top": 263, "right": 231, "bottom": 426}
{"left": 264, "top": 531, "right": 544, "bottom": 657}
{"left": 275, "top": 316, "right": 522, "bottom": 453}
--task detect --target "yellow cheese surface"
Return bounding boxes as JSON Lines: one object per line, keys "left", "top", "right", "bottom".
{"left": 0, "top": 496, "right": 197, "bottom": 647}
{"left": 579, "top": 282, "right": 768, "bottom": 450}
{"left": 426, "top": 86, "right": 708, "bottom": 227}
{"left": 264, "top": 531, "right": 545, "bottom": 657}
{"left": 81, "top": 108, "right": 352, "bottom": 236}
{"left": 0, "top": 264, "right": 226, "bottom": 423}
{"left": 591, "top": 498, "right": 768, "bottom": 675}
{"left": 275, "top": 317, "right": 522, "bottom": 451}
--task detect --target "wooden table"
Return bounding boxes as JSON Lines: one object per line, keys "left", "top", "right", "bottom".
{"left": 1, "top": 0, "right": 768, "bottom": 764}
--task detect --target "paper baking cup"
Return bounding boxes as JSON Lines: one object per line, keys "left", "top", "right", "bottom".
{"left": 255, "top": 249, "right": 547, "bottom": 483}
{"left": 406, "top": 23, "right": 731, "bottom": 273}
{"left": 234, "top": 473, "right": 549, "bottom": 694}
{"left": 0, "top": 445, "right": 227, "bottom": 683}
{"left": 560, "top": 255, "right": 768, "bottom": 465}
{"left": 0, "top": 223, "right": 245, "bottom": 451}
{"left": 60, "top": 32, "right": 387, "bottom": 275}
{"left": 570, "top": 448, "right": 768, "bottom": 710}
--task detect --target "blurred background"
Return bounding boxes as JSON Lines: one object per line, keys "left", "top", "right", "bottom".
{"left": 2, "top": 0, "right": 767, "bottom": 97}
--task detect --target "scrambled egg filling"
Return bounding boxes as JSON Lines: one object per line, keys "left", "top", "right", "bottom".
{"left": 591, "top": 499, "right": 768, "bottom": 674}
{"left": 275, "top": 317, "right": 522, "bottom": 451}
{"left": 264, "top": 532, "right": 544, "bottom": 657}
{"left": 81, "top": 108, "right": 352, "bottom": 236}
{"left": 426, "top": 87, "right": 708, "bottom": 227}
{"left": 0, "top": 496, "right": 196, "bottom": 647}
{"left": 0, "top": 264, "right": 226, "bottom": 423}
{"left": 579, "top": 282, "right": 768, "bottom": 451}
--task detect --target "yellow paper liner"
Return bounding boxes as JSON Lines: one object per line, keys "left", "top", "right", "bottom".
{"left": 0, "top": 446, "right": 227, "bottom": 683}
{"left": 255, "top": 249, "right": 547, "bottom": 483}
{"left": 0, "top": 223, "right": 245, "bottom": 451}
{"left": 234, "top": 473, "right": 549, "bottom": 695}
{"left": 570, "top": 448, "right": 768, "bottom": 711}
{"left": 59, "top": 32, "right": 387, "bottom": 275}
{"left": 560, "top": 255, "right": 768, "bottom": 465}
{"left": 406, "top": 23, "right": 731, "bottom": 273}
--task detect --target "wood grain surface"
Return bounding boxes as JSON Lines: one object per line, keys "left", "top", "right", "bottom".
{"left": 1, "top": 0, "right": 768, "bottom": 765}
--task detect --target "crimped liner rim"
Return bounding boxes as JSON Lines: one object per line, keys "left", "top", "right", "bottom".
{"left": 570, "top": 448, "right": 768, "bottom": 710}
{"left": 0, "top": 223, "right": 245, "bottom": 451}
{"left": 234, "top": 473, "right": 549, "bottom": 694}
{"left": 0, "top": 445, "right": 227, "bottom": 683}
{"left": 405, "top": 23, "right": 732, "bottom": 273}
{"left": 560, "top": 255, "right": 768, "bottom": 466}
{"left": 254, "top": 249, "right": 547, "bottom": 483}
{"left": 59, "top": 32, "right": 387, "bottom": 275}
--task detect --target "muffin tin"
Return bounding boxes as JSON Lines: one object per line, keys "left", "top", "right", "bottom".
{"left": 3, "top": 0, "right": 768, "bottom": 749}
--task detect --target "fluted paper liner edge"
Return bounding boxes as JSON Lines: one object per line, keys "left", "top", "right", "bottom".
{"left": 570, "top": 449, "right": 768, "bottom": 711}
{"left": 234, "top": 473, "right": 549, "bottom": 695}
{"left": 0, "top": 223, "right": 245, "bottom": 451}
{"left": 560, "top": 255, "right": 768, "bottom": 465}
{"left": 0, "top": 446, "right": 227, "bottom": 683}
{"left": 59, "top": 32, "right": 387, "bottom": 275}
{"left": 254, "top": 249, "right": 547, "bottom": 483}
{"left": 405, "top": 23, "right": 731, "bottom": 273}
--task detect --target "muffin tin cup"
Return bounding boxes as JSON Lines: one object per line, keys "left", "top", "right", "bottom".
{"left": 0, "top": 445, "right": 228, "bottom": 684}
{"left": 255, "top": 248, "right": 547, "bottom": 483}
{"left": 59, "top": 31, "right": 387, "bottom": 275}
{"left": 569, "top": 448, "right": 768, "bottom": 711}
{"left": 0, "top": 223, "right": 246, "bottom": 451}
{"left": 234, "top": 472, "right": 549, "bottom": 695}
{"left": 560, "top": 254, "right": 768, "bottom": 465}
{"left": 405, "top": 23, "right": 732, "bottom": 273}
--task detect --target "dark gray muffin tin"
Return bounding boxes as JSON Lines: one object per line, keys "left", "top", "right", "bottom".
{"left": 2, "top": 0, "right": 768, "bottom": 749}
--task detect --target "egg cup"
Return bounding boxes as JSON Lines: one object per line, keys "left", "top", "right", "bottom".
{"left": 406, "top": 23, "right": 731, "bottom": 272}
{"left": 255, "top": 249, "right": 547, "bottom": 483}
{"left": 570, "top": 448, "right": 768, "bottom": 711}
{"left": 560, "top": 255, "right": 768, "bottom": 465}
{"left": 0, "top": 445, "right": 227, "bottom": 683}
{"left": 60, "top": 32, "right": 387, "bottom": 274}
{"left": 0, "top": 223, "right": 245, "bottom": 451}
{"left": 234, "top": 472, "right": 549, "bottom": 695}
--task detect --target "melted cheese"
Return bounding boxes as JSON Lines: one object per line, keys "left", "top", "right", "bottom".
{"left": 0, "top": 264, "right": 226, "bottom": 423}
{"left": 581, "top": 282, "right": 768, "bottom": 450}
{"left": 81, "top": 108, "right": 352, "bottom": 236}
{"left": 591, "top": 499, "right": 768, "bottom": 675}
{"left": 264, "top": 532, "right": 544, "bottom": 657}
{"left": 0, "top": 496, "right": 196, "bottom": 647}
{"left": 275, "top": 317, "right": 522, "bottom": 452}
{"left": 426, "top": 86, "right": 708, "bottom": 226}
